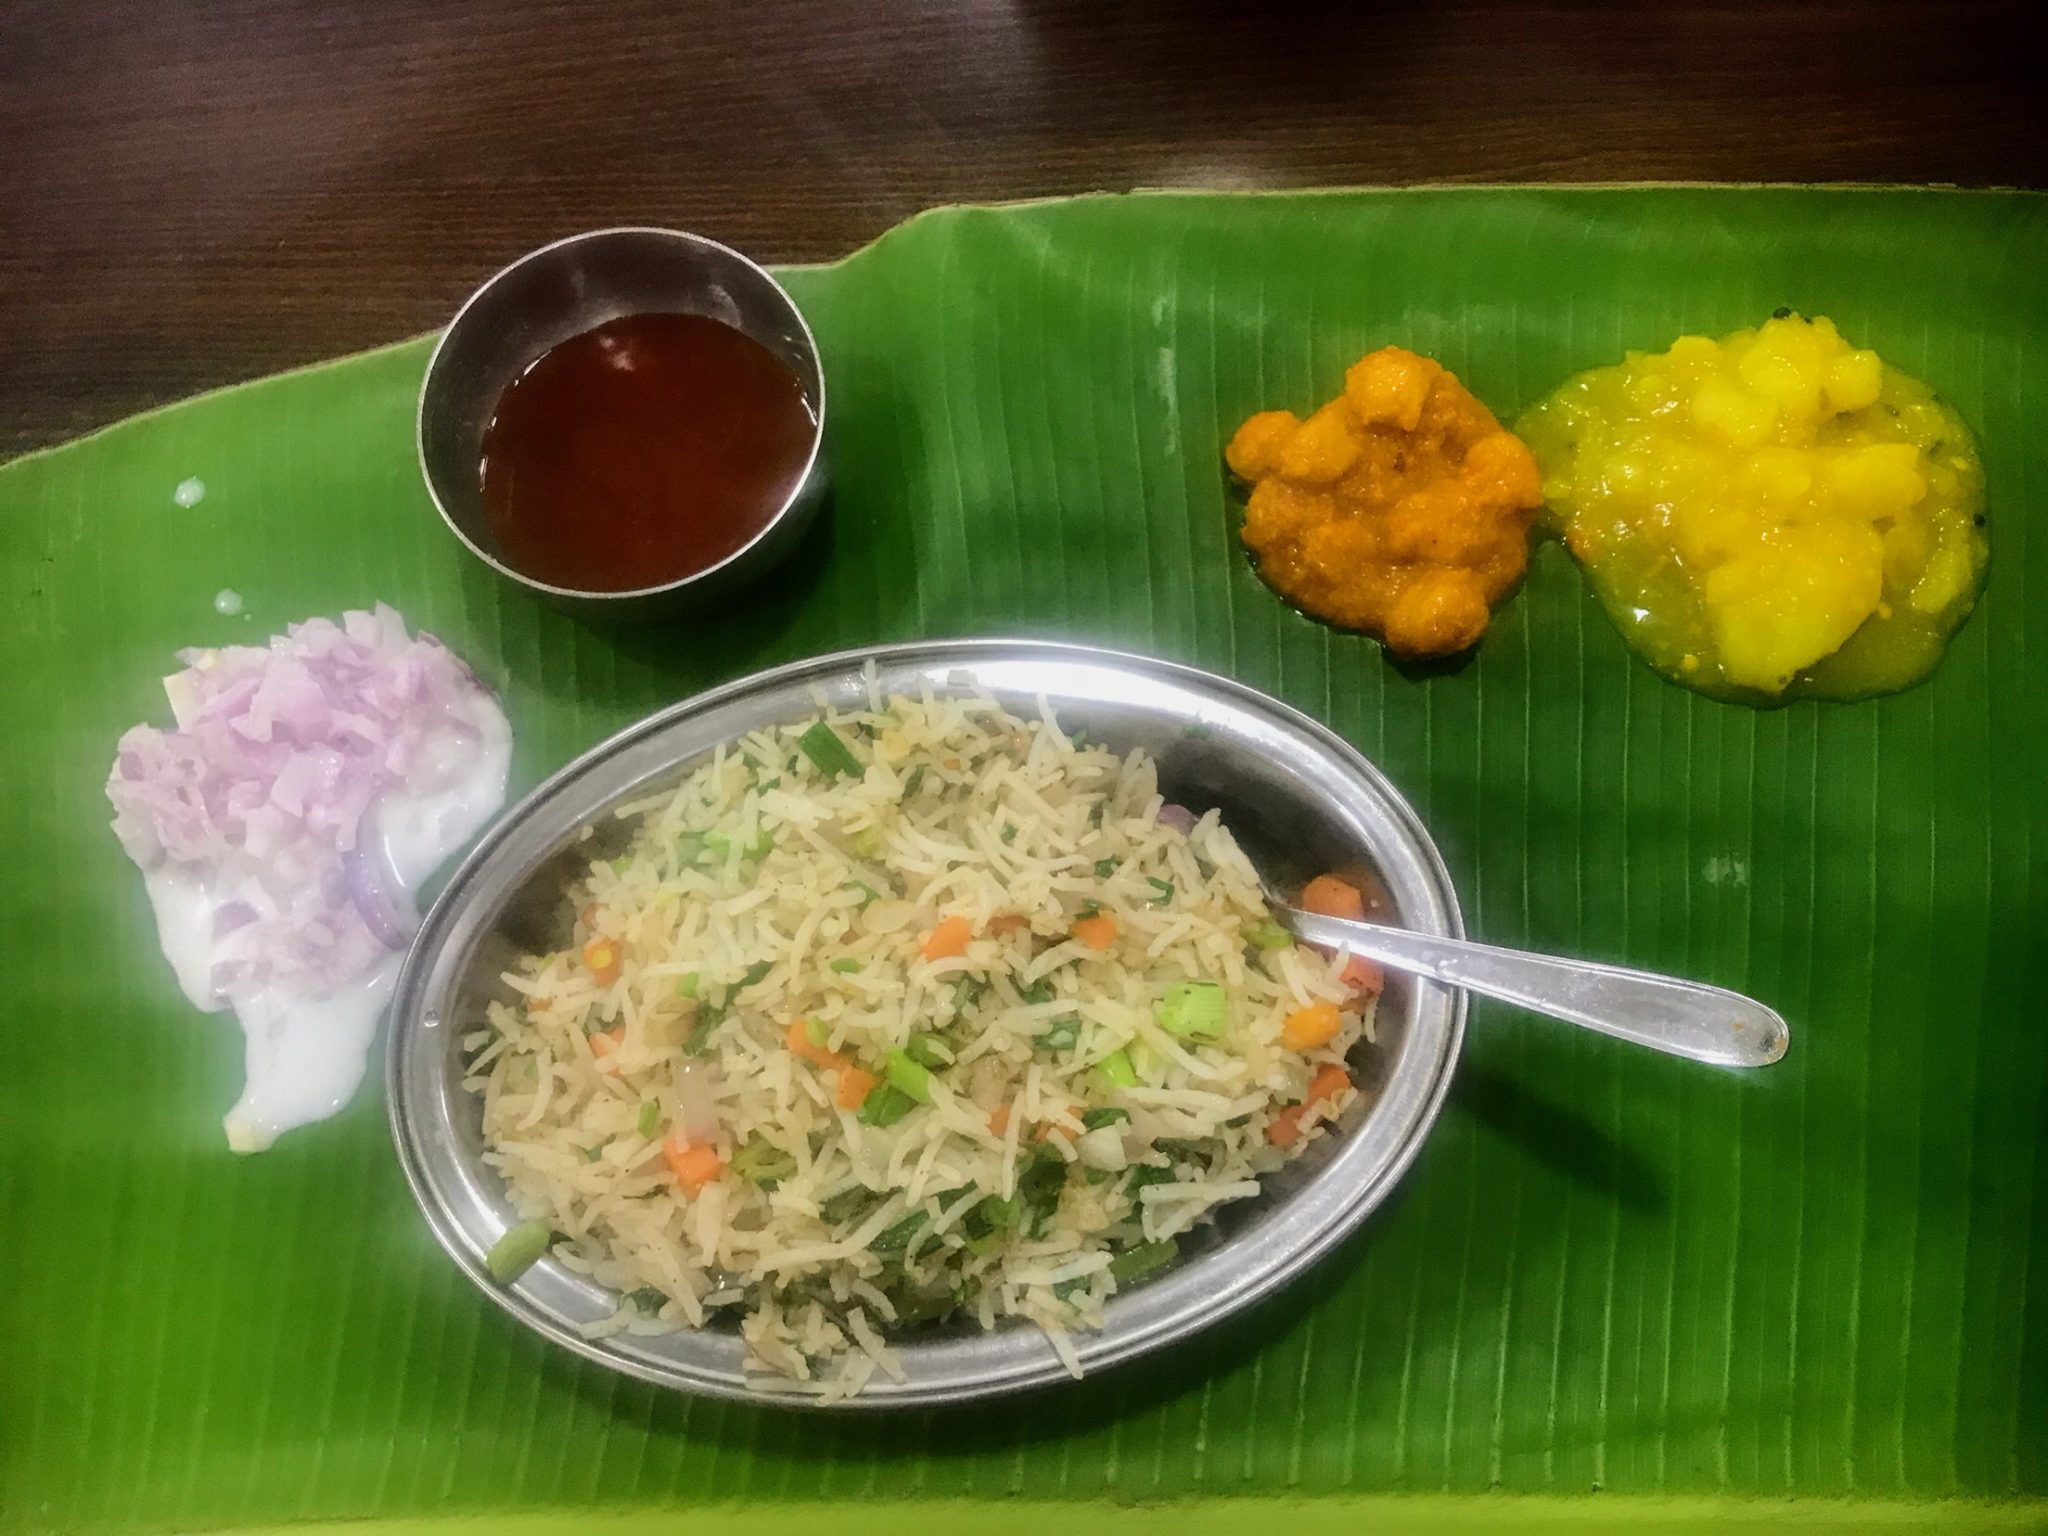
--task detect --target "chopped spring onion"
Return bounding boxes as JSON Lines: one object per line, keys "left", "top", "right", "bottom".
{"left": 1108, "top": 1239, "right": 1179, "bottom": 1286}
{"left": 962, "top": 1196, "right": 1019, "bottom": 1253}
{"left": 692, "top": 992, "right": 733, "bottom": 1039}
{"left": 1245, "top": 919, "right": 1294, "bottom": 951}
{"left": 1094, "top": 858, "right": 1117, "bottom": 878}
{"left": 901, "top": 764, "right": 926, "bottom": 799}
{"left": 1019, "top": 977, "right": 1056, "bottom": 1006}
{"left": 1081, "top": 1106, "right": 1131, "bottom": 1131}
{"left": 951, "top": 975, "right": 990, "bottom": 1017}
{"left": 819, "top": 1185, "right": 876, "bottom": 1225}
{"left": 1034, "top": 1017, "right": 1081, "bottom": 1053}
{"left": 732, "top": 1139, "right": 798, "bottom": 1187}
{"left": 870, "top": 1211, "right": 930, "bottom": 1254}
{"left": 1155, "top": 980, "right": 1226, "bottom": 1042}
{"left": 674, "top": 832, "right": 707, "bottom": 865}
{"left": 484, "top": 1220, "right": 553, "bottom": 1283}
{"left": 961, "top": 1191, "right": 1020, "bottom": 1255}
{"left": 1125, "top": 1161, "right": 1178, "bottom": 1198}
{"left": 829, "top": 957, "right": 862, "bottom": 974}
{"left": 885, "top": 1048, "right": 933, "bottom": 1103}
{"left": 799, "top": 720, "right": 863, "bottom": 778}
{"left": 738, "top": 960, "right": 773, "bottom": 989}
{"left": 707, "top": 827, "right": 776, "bottom": 861}
{"left": 1017, "top": 1145, "right": 1069, "bottom": 1236}
{"left": 904, "top": 1033, "right": 954, "bottom": 1069}
{"left": 859, "top": 1085, "right": 917, "bottom": 1127}
{"left": 893, "top": 1286, "right": 967, "bottom": 1324}
{"left": 976, "top": 1192, "right": 1020, "bottom": 1232}
{"left": 1095, "top": 1048, "right": 1138, "bottom": 1089}
{"left": 626, "top": 1285, "right": 667, "bottom": 1312}
{"left": 1146, "top": 877, "right": 1175, "bottom": 905}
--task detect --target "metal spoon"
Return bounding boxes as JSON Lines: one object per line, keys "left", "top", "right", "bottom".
{"left": 1268, "top": 896, "right": 1789, "bottom": 1068}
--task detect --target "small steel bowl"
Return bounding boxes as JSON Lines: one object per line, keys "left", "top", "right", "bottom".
{"left": 387, "top": 639, "right": 1466, "bottom": 1407}
{"left": 416, "top": 227, "right": 827, "bottom": 618}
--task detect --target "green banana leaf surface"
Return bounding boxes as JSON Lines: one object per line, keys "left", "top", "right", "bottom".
{"left": 1, "top": 187, "right": 2043, "bottom": 1533}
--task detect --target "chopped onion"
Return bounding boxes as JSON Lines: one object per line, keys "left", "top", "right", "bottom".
{"left": 672, "top": 1060, "right": 722, "bottom": 1144}
{"left": 343, "top": 839, "right": 414, "bottom": 951}
{"left": 106, "top": 603, "right": 506, "bottom": 999}
{"left": 1156, "top": 803, "right": 1197, "bottom": 834}
{"left": 1077, "top": 1126, "right": 1130, "bottom": 1172}
{"left": 212, "top": 901, "right": 258, "bottom": 936}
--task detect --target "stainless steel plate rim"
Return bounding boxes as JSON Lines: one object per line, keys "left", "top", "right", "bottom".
{"left": 387, "top": 637, "right": 1467, "bottom": 1408}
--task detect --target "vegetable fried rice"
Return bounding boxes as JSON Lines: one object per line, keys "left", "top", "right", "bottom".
{"left": 465, "top": 686, "right": 1382, "bottom": 1398}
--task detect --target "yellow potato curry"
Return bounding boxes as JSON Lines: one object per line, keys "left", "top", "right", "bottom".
{"left": 1226, "top": 347, "right": 1543, "bottom": 659}
{"left": 1516, "top": 314, "right": 1988, "bottom": 701}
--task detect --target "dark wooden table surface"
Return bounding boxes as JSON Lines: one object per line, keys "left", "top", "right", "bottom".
{"left": 3, "top": 0, "right": 2040, "bottom": 458}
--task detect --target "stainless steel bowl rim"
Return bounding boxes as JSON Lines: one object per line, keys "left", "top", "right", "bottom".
{"left": 387, "top": 638, "right": 1467, "bottom": 1408}
{"left": 415, "top": 225, "right": 827, "bottom": 603}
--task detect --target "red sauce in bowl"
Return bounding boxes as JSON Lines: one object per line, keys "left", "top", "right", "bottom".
{"left": 478, "top": 312, "right": 816, "bottom": 593}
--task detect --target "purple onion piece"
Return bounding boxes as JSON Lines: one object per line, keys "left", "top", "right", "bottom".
{"left": 344, "top": 840, "right": 416, "bottom": 950}
{"left": 212, "top": 901, "right": 258, "bottom": 936}
{"left": 1156, "top": 803, "right": 1197, "bottom": 834}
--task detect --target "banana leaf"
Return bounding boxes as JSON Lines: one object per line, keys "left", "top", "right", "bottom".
{"left": 1, "top": 187, "right": 2042, "bottom": 1533}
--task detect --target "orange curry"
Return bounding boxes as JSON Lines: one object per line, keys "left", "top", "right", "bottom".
{"left": 1225, "top": 347, "right": 1543, "bottom": 657}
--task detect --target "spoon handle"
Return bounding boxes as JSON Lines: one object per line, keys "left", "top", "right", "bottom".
{"left": 1274, "top": 908, "right": 1789, "bottom": 1068}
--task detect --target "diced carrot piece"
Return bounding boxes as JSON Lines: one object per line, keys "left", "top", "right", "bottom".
{"left": 986, "top": 913, "right": 1030, "bottom": 936}
{"left": 921, "top": 915, "right": 973, "bottom": 961}
{"left": 1299, "top": 875, "right": 1383, "bottom": 995}
{"left": 1269, "top": 1064, "right": 1352, "bottom": 1148}
{"left": 582, "top": 937, "right": 622, "bottom": 986}
{"left": 662, "top": 1135, "right": 723, "bottom": 1197}
{"left": 1306, "top": 1063, "right": 1352, "bottom": 1105}
{"left": 786, "top": 1018, "right": 846, "bottom": 1070}
{"left": 588, "top": 1026, "right": 624, "bottom": 1059}
{"left": 835, "top": 1065, "right": 879, "bottom": 1110}
{"left": 1341, "top": 954, "right": 1386, "bottom": 997}
{"left": 1072, "top": 914, "right": 1118, "bottom": 951}
{"left": 1299, "top": 875, "right": 1367, "bottom": 921}
{"left": 1280, "top": 1001, "right": 1342, "bottom": 1051}
{"left": 988, "top": 1103, "right": 1012, "bottom": 1137}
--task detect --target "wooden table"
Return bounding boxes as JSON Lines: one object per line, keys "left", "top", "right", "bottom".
{"left": 3, "top": 0, "right": 2040, "bottom": 458}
